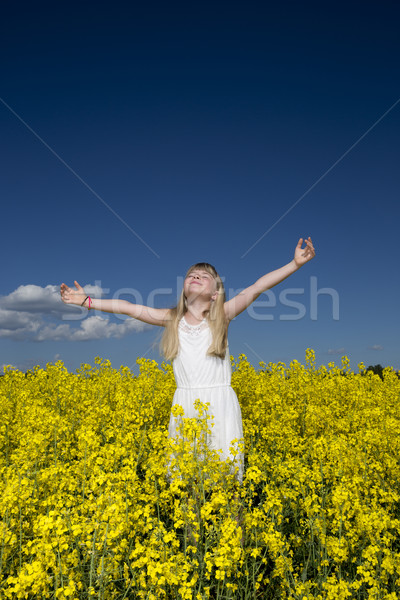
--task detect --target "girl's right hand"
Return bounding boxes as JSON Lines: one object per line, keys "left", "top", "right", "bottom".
{"left": 60, "top": 281, "right": 86, "bottom": 306}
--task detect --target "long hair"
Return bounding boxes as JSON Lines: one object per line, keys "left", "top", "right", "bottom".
{"left": 161, "top": 262, "right": 227, "bottom": 361}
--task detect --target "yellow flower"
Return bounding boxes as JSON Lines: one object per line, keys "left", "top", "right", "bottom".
{"left": 1, "top": 352, "right": 400, "bottom": 598}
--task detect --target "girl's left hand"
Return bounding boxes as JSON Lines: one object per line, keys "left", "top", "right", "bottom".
{"left": 294, "top": 237, "right": 315, "bottom": 267}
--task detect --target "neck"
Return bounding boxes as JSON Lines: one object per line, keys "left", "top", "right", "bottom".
{"left": 185, "top": 298, "right": 211, "bottom": 323}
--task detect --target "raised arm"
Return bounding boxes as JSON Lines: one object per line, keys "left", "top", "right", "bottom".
{"left": 224, "top": 237, "right": 315, "bottom": 321}
{"left": 60, "top": 281, "right": 170, "bottom": 326}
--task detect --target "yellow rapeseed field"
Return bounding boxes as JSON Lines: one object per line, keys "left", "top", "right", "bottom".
{"left": 1, "top": 350, "right": 400, "bottom": 599}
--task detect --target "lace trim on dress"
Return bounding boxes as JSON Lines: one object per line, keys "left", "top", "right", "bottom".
{"left": 179, "top": 316, "right": 208, "bottom": 336}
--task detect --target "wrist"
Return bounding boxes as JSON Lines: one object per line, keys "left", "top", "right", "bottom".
{"left": 290, "top": 259, "right": 301, "bottom": 271}
{"left": 81, "top": 295, "right": 92, "bottom": 309}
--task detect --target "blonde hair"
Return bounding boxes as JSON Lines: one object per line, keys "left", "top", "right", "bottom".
{"left": 161, "top": 262, "right": 227, "bottom": 361}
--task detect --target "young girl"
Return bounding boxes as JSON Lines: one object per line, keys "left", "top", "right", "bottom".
{"left": 60, "top": 237, "right": 315, "bottom": 481}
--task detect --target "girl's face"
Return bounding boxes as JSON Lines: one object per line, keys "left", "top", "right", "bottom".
{"left": 184, "top": 269, "right": 218, "bottom": 301}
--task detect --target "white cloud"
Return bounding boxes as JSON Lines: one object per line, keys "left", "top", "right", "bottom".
{"left": 35, "top": 316, "right": 146, "bottom": 342}
{"left": 0, "top": 284, "right": 148, "bottom": 341}
{"left": 368, "top": 344, "right": 383, "bottom": 351}
{"left": 0, "top": 284, "right": 60, "bottom": 312}
{"left": 0, "top": 308, "right": 42, "bottom": 331}
{"left": 70, "top": 315, "right": 145, "bottom": 340}
{"left": 327, "top": 347, "right": 346, "bottom": 355}
{"left": 0, "top": 283, "right": 103, "bottom": 316}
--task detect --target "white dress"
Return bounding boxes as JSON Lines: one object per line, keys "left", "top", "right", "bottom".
{"left": 168, "top": 316, "right": 244, "bottom": 481}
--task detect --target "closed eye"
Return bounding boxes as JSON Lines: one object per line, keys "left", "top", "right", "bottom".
{"left": 187, "top": 272, "right": 211, "bottom": 279}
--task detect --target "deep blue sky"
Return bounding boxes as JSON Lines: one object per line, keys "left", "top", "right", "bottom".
{"left": 1, "top": 1, "right": 399, "bottom": 373}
